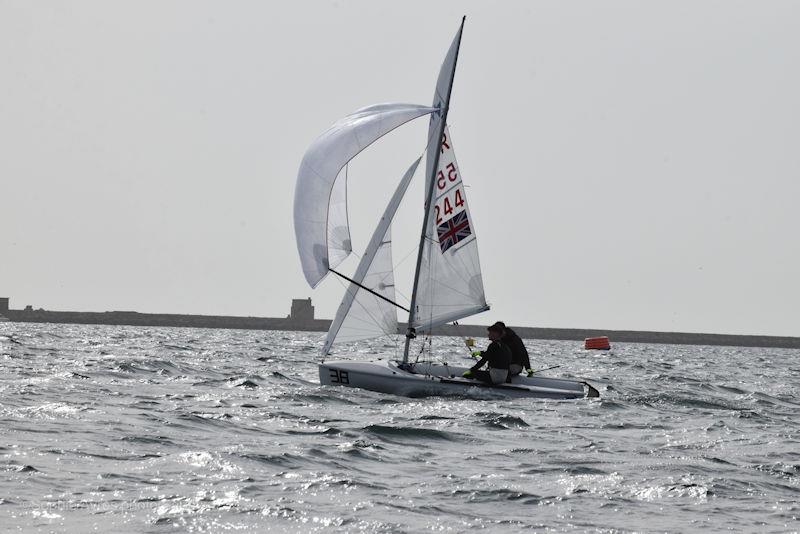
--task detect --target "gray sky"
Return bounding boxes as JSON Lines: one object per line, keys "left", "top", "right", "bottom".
{"left": 2, "top": 1, "right": 799, "bottom": 336}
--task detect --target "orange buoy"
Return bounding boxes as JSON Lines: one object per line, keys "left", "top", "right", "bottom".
{"left": 584, "top": 336, "right": 611, "bottom": 350}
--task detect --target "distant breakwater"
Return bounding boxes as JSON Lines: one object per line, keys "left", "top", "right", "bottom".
{"left": 2, "top": 308, "right": 798, "bottom": 349}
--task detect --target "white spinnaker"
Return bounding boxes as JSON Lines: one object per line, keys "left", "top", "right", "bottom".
{"left": 294, "top": 103, "right": 436, "bottom": 288}
{"left": 413, "top": 127, "right": 488, "bottom": 333}
{"left": 322, "top": 157, "right": 421, "bottom": 355}
{"left": 326, "top": 166, "right": 351, "bottom": 270}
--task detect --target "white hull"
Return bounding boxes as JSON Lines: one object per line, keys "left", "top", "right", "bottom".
{"left": 319, "top": 360, "right": 599, "bottom": 399}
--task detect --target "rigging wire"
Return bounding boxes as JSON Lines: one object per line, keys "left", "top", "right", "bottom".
{"left": 413, "top": 333, "right": 432, "bottom": 367}
{"left": 451, "top": 320, "right": 480, "bottom": 359}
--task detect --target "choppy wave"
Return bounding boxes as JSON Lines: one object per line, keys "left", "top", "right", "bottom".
{"left": 1, "top": 323, "right": 798, "bottom": 532}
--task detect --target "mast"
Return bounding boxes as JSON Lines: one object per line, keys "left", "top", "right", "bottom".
{"left": 403, "top": 17, "right": 466, "bottom": 364}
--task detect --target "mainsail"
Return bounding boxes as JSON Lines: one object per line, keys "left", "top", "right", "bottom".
{"left": 295, "top": 103, "right": 437, "bottom": 288}
{"left": 322, "top": 158, "right": 421, "bottom": 355}
{"left": 413, "top": 126, "right": 488, "bottom": 332}
{"left": 403, "top": 17, "right": 488, "bottom": 360}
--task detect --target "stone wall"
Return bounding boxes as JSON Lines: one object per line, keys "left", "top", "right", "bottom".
{"left": 2, "top": 300, "right": 798, "bottom": 349}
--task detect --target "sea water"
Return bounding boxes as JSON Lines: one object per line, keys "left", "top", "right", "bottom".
{"left": 1, "top": 323, "right": 798, "bottom": 533}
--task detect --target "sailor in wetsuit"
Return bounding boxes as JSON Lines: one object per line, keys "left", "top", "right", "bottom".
{"left": 492, "top": 321, "right": 533, "bottom": 379}
{"left": 462, "top": 323, "right": 511, "bottom": 385}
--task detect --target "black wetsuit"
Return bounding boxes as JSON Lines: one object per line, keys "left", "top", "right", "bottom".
{"left": 468, "top": 340, "right": 512, "bottom": 384}
{"left": 503, "top": 327, "right": 531, "bottom": 371}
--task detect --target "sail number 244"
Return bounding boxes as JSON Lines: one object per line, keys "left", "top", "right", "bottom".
{"left": 434, "top": 185, "right": 465, "bottom": 225}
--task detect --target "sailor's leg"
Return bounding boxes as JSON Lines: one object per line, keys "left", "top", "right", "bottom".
{"left": 507, "top": 364, "right": 522, "bottom": 382}
{"left": 471, "top": 370, "right": 491, "bottom": 384}
{"left": 489, "top": 368, "right": 509, "bottom": 385}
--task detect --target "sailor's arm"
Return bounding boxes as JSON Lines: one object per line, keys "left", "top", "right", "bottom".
{"left": 522, "top": 347, "right": 532, "bottom": 369}
{"left": 472, "top": 341, "right": 502, "bottom": 369}
{"left": 469, "top": 354, "right": 488, "bottom": 372}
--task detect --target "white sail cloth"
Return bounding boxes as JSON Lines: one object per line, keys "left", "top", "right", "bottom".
{"left": 424, "top": 22, "right": 462, "bottom": 195}
{"left": 322, "top": 157, "right": 421, "bottom": 355}
{"left": 413, "top": 127, "right": 488, "bottom": 332}
{"left": 405, "top": 19, "right": 489, "bottom": 334}
{"left": 294, "top": 103, "right": 436, "bottom": 288}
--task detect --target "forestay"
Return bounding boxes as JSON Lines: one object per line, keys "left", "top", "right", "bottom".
{"left": 413, "top": 127, "right": 488, "bottom": 332}
{"left": 322, "top": 158, "right": 421, "bottom": 355}
{"left": 294, "top": 103, "right": 436, "bottom": 288}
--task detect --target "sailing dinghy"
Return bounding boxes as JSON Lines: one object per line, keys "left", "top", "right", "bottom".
{"left": 293, "top": 18, "right": 599, "bottom": 399}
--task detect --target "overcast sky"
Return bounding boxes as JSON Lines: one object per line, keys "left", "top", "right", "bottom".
{"left": 2, "top": 1, "right": 798, "bottom": 336}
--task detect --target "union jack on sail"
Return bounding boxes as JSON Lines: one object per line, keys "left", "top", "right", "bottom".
{"left": 437, "top": 211, "right": 472, "bottom": 253}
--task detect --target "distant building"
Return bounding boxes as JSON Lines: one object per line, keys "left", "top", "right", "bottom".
{"left": 0, "top": 297, "right": 8, "bottom": 313}
{"left": 289, "top": 298, "right": 315, "bottom": 324}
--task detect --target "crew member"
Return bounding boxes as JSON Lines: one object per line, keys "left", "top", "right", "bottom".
{"left": 462, "top": 323, "right": 511, "bottom": 384}
{"left": 493, "top": 321, "right": 533, "bottom": 379}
